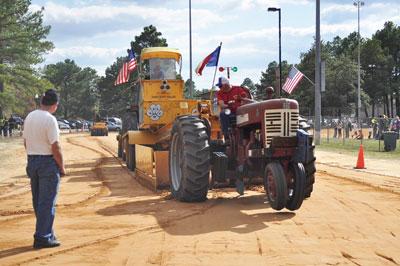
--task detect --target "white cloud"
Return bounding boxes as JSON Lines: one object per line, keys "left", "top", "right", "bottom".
{"left": 33, "top": 1, "right": 223, "bottom": 30}
{"left": 90, "top": 29, "right": 142, "bottom": 40}
{"left": 322, "top": 2, "right": 400, "bottom": 16}
{"left": 47, "top": 46, "right": 123, "bottom": 60}
{"left": 223, "top": 45, "right": 272, "bottom": 56}
{"left": 321, "top": 4, "right": 355, "bottom": 16}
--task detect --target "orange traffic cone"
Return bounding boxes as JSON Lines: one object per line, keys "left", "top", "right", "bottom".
{"left": 355, "top": 144, "right": 366, "bottom": 169}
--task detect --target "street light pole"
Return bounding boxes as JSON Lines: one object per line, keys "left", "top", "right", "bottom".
{"left": 268, "top": 7, "right": 282, "bottom": 97}
{"left": 354, "top": 1, "right": 364, "bottom": 125}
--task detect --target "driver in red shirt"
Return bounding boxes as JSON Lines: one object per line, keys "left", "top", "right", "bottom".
{"left": 216, "top": 77, "right": 249, "bottom": 140}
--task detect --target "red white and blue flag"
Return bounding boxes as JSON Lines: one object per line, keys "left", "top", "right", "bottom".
{"left": 115, "top": 50, "right": 137, "bottom": 86}
{"left": 282, "top": 66, "right": 304, "bottom": 94}
{"left": 195, "top": 45, "right": 221, "bottom": 76}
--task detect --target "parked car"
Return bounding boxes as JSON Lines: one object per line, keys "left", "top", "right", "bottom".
{"left": 57, "top": 119, "right": 76, "bottom": 129}
{"left": 69, "top": 119, "right": 84, "bottom": 129}
{"left": 106, "top": 117, "right": 122, "bottom": 127}
{"left": 11, "top": 114, "right": 24, "bottom": 125}
{"left": 57, "top": 121, "right": 71, "bottom": 130}
{"left": 106, "top": 121, "right": 121, "bottom": 132}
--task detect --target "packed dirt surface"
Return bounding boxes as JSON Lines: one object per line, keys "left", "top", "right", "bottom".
{"left": 0, "top": 133, "right": 399, "bottom": 265}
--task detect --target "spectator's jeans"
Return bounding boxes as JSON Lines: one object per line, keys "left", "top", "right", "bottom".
{"left": 219, "top": 111, "right": 235, "bottom": 139}
{"left": 2, "top": 126, "right": 8, "bottom": 137}
{"left": 26, "top": 156, "right": 60, "bottom": 242}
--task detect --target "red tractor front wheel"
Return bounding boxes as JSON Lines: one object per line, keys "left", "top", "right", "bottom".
{"left": 285, "top": 162, "right": 306, "bottom": 211}
{"left": 264, "top": 162, "right": 287, "bottom": 211}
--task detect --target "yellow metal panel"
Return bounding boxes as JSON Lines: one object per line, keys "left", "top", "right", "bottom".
{"left": 135, "top": 145, "right": 154, "bottom": 177}
{"left": 127, "top": 131, "right": 159, "bottom": 145}
{"left": 141, "top": 47, "right": 181, "bottom": 61}
{"left": 142, "top": 80, "right": 184, "bottom": 101}
{"left": 154, "top": 151, "right": 169, "bottom": 187}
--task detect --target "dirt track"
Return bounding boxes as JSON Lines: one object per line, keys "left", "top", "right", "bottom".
{"left": 0, "top": 133, "right": 399, "bottom": 265}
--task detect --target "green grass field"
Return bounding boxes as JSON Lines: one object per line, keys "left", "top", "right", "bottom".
{"left": 316, "top": 137, "right": 400, "bottom": 159}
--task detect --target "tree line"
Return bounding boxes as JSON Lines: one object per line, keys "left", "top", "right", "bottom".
{"left": 0, "top": 0, "right": 399, "bottom": 121}
{"left": 253, "top": 22, "right": 400, "bottom": 119}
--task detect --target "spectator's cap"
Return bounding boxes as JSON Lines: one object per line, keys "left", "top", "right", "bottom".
{"left": 215, "top": 77, "right": 229, "bottom": 88}
{"left": 41, "top": 89, "right": 59, "bottom": 106}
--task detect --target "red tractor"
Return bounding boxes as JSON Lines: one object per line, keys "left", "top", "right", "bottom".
{"left": 169, "top": 89, "right": 315, "bottom": 211}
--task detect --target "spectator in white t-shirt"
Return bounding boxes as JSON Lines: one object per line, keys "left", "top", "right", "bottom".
{"left": 23, "top": 89, "right": 65, "bottom": 249}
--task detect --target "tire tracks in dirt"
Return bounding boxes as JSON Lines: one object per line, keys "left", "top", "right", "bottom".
{"left": 317, "top": 163, "right": 400, "bottom": 196}
{"left": 4, "top": 135, "right": 222, "bottom": 265}
{"left": 0, "top": 136, "right": 109, "bottom": 219}
{"left": 8, "top": 199, "right": 221, "bottom": 266}
{"left": 317, "top": 168, "right": 400, "bottom": 196}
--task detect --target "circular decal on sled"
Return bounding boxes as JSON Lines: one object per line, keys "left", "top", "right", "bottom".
{"left": 146, "top": 104, "right": 163, "bottom": 121}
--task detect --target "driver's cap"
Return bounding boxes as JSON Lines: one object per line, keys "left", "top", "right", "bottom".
{"left": 215, "top": 77, "right": 229, "bottom": 88}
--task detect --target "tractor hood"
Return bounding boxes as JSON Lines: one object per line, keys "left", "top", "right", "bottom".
{"left": 236, "top": 98, "right": 298, "bottom": 126}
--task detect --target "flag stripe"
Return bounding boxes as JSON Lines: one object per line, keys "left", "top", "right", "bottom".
{"left": 195, "top": 46, "right": 221, "bottom": 76}
{"left": 115, "top": 50, "right": 137, "bottom": 86}
{"left": 282, "top": 67, "right": 304, "bottom": 94}
{"left": 195, "top": 53, "right": 213, "bottom": 75}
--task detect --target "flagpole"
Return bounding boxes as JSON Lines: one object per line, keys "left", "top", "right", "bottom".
{"left": 189, "top": 0, "right": 193, "bottom": 98}
{"left": 211, "top": 42, "right": 222, "bottom": 90}
{"left": 292, "top": 65, "right": 314, "bottom": 86}
{"left": 303, "top": 74, "right": 315, "bottom": 86}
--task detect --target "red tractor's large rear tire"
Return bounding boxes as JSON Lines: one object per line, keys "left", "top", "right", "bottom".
{"left": 285, "top": 162, "right": 306, "bottom": 211}
{"left": 264, "top": 162, "right": 287, "bottom": 211}
{"left": 169, "top": 116, "right": 210, "bottom": 202}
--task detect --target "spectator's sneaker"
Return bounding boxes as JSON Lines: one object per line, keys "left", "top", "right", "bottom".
{"left": 33, "top": 239, "right": 60, "bottom": 249}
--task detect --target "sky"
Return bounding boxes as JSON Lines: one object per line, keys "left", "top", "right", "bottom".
{"left": 30, "top": 0, "right": 400, "bottom": 90}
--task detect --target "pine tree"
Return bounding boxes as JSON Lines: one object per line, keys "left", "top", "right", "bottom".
{"left": 0, "top": 0, "right": 53, "bottom": 116}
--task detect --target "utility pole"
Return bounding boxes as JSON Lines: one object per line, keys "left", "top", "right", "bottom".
{"left": 315, "top": 0, "right": 321, "bottom": 145}
{"left": 354, "top": 1, "right": 364, "bottom": 125}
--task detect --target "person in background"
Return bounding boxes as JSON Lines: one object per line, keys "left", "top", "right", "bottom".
{"left": 391, "top": 115, "right": 400, "bottom": 139}
{"left": 383, "top": 114, "right": 390, "bottom": 132}
{"left": 23, "top": 89, "right": 66, "bottom": 249}
{"left": 371, "top": 117, "right": 378, "bottom": 139}
{"left": 332, "top": 119, "right": 338, "bottom": 138}
{"left": 337, "top": 119, "right": 343, "bottom": 139}
{"left": 377, "top": 115, "right": 384, "bottom": 140}
{"left": 0, "top": 116, "right": 4, "bottom": 137}
{"left": 8, "top": 116, "right": 14, "bottom": 137}
{"left": 3, "top": 119, "right": 9, "bottom": 137}
{"left": 345, "top": 118, "right": 352, "bottom": 138}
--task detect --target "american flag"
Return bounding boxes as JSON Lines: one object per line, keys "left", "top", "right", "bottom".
{"left": 282, "top": 66, "right": 304, "bottom": 94}
{"left": 115, "top": 50, "right": 137, "bottom": 86}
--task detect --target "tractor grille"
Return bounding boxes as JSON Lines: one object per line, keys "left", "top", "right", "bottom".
{"left": 264, "top": 109, "right": 299, "bottom": 147}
